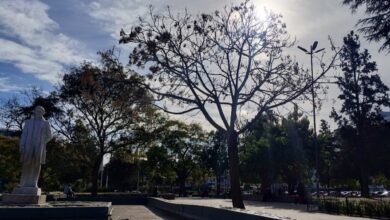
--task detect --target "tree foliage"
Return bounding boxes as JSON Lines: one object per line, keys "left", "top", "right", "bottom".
{"left": 343, "top": 0, "right": 390, "bottom": 52}
{"left": 331, "top": 31, "right": 390, "bottom": 196}
{"left": 105, "top": 150, "right": 139, "bottom": 191}
{"left": 0, "top": 136, "right": 21, "bottom": 191}
{"left": 241, "top": 106, "right": 314, "bottom": 193}
{"left": 331, "top": 31, "right": 389, "bottom": 128}
{"left": 317, "top": 120, "right": 339, "bottom": 187}
{"left": 200, "top": 130, "right": 228, "bottom": 195}
{"left": 58, "top": 49, "right": 152, "bottom": 195}
{"left": 160, "top": 121, "right": 207, "bottom": 196}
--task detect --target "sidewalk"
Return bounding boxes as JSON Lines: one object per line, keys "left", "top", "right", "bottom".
{"left": 159, "top": 198, "right": 373, "bottom": 220}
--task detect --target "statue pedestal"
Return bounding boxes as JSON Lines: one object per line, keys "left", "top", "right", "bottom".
{"left": 2, "top": 187, "right": 46, "bottom": 205}
{"left": 0, "top": 202, "right": 113, "bottom": 220}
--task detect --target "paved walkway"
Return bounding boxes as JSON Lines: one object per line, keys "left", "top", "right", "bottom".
{"left": 111, "top": 205, "right": 185, "bottom": 220}
{"left": 158, "top": 198, "right": 374, "bottom": 220}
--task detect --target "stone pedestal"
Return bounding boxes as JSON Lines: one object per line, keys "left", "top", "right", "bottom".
{"left": 0, "top": 202, "right": 112, "bottom": 220}
{"left": 2, "top": 194, "right": 46, "bottom": 205}
{"left": 12, "top": 187, "right": 41, "bottom": 195}
{"left": 2, "top": 187, "right": 46, "bottom": 205}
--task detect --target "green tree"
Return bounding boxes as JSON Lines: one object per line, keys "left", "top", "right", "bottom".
{"left": 317, "top": 120, "right": 339, "bottom": 188}
{"left": 279, "top": 106, "right": 313, "bottom": 193}
{"left": 240, "top": 114, "right": 278, "bottom": 188}
{"left": 161, "top": 121, "right": 206, "bottom": 197}
{"left": 105, "top": 150, "right": 139, "bottom": 191}
{"left": 58, "top": 49, "right": 152, "bottom": 196}
{"left": 119, "top": 1, "right": 337, "bottom": 208}
{"left": 343, "top": 0, "right": 390, "bottom": 52}
{"left": 41, "top": 121, "right": 98, "bottom": 192}
{"left": 145, "top": 143, "right": 175, "bottom": 190}
{"left": 241, "top": 107, "right": 313, "bottom": 194}
{"left": 121, "top": 113, "right": 168, "bottom": 190}
{"left": 0, "top": 136, "right": 21, "bottom": 191}
{"left": 200, "top": 130, "right": 228, "bottom": 195}
{"left": 331, "top": 31, "right": 390, "bottom": 196}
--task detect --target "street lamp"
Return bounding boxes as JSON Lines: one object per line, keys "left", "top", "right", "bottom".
{"left": 298, "top": 41, "right": 324, "bottom": 199}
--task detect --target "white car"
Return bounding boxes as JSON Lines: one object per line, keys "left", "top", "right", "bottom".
{"left": 377, "top": 190, "right": 389, "bottom": 197}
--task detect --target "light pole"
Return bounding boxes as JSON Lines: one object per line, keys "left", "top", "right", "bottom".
{"left": 298, "top": 42, "right": 324, "bottom": 198}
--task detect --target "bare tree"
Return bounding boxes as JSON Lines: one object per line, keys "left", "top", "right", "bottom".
{"left": 0, "top": 87, "right": 61, "bottom": 133}
{"left": 120, "top": 1, "right": 338, "bottom": 208}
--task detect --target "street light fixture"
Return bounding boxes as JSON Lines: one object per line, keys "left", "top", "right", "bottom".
{"left": 298, "top": 41, "right": 325, "bottom": 199}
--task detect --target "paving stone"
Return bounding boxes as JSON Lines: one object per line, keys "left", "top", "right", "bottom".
{"left": 111, "top": 205, "right": 184, "bottom": 220}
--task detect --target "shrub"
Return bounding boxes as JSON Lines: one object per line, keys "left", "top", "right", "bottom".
{"left": 318, "top": 197, "right": 390, "bottom": 218}
{"left": 0, "top": 136, "right": 21, "bottom": 192}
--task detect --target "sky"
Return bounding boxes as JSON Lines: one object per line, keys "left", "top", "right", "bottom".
{"left": 0, "top": 0, "right": 389, "bottom": 131}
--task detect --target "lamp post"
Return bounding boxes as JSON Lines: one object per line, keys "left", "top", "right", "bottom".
{"left": 298, "top": 42, "right": 324, "bottom": 198}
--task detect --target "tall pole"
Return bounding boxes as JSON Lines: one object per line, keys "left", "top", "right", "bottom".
{"left": 298, "top": 42, "right": 324, "bottom": 199}
{"left": 310, "top": 49, "right": 320, "bottom": 199}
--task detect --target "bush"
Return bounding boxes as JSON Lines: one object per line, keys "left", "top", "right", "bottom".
{"left": 318, "top": 197, "right": 390, "bottom": 218}
{"left": 0, "top": 136, "right": 21, "bottom": 192}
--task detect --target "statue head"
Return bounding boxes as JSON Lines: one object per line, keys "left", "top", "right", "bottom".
{"left": 34, "top": 106, "right": 45, "bottom": 118}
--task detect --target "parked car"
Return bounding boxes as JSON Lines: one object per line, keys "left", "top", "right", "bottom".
{"left": 351, "top": 191, "right": 361, "bottom": 197}
{"left": 377, "top": 190, "right": 389, "bottom": 197}
{"left": 311, "top": 191, "right": 328, "bottom": 197}
{"left": 341, "top": 191, "right": 352, "bottom": 197}
{"left": 243, "top": 190, "right": 253, "bottom": 195}
{"left": 129, "top": 190, "right": 142, "bottom": 195}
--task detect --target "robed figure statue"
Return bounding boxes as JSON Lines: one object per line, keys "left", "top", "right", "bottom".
{"left": 3, "top": 106, "right": 53, "bottom": 204}
{"left": 18, "top": 105, "right": 52, "bottom": 188}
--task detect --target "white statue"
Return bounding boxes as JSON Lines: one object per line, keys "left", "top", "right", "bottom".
{"left": 18, "top": 105, "right": 52, "bottom": 189}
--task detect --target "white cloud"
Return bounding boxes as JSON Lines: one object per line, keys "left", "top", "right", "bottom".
{"left": 87, "top": 0, "right": 147, "bottom": 40}
{"left": 0, "top": 0, "right": 91, "bottom": 84}
{"left": 0, "top": 39, "right": 63, "bottom": 82}
{"left": 0, "top": 76, "right": 22, "bottom": 92}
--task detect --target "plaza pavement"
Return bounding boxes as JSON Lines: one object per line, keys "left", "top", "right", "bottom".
{"left": 112, "top": 205, "right": 185, "bottom": 220}
{"left": 157, "top": 197, "right": 374, "bottom": 220}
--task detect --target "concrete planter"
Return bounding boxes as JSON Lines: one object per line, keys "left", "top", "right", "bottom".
{"left": 147, "top": 198, "right": 283, "bottom": 220}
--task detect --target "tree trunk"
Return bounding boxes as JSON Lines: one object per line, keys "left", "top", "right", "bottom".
{"left": 359, "top": 174, "right": 370, "bottom": 197}
{"left": 358, "top": 131, "right": 370, "bottom": 197}
{"left": 359, "top": 141, "right": 370, "bottom": 197}
{"left": 288, "top": 183, "right": 295, "bottom": 195}
{"left": 227, "top": 130, "right": 245, "bottom": 209}
{"left": 179, "top": 178, "right": 187, "bottom": 197}
{"left": 216, "top": 175, "right": 221, "bottom": 196}
{"left": 91, "top": 156, "right": 103, "bottom": 196}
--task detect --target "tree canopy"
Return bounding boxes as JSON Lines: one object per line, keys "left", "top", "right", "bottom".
{"left": 58, "top": 49, "right": 153, "bottom": 195}
{"left": 331, "top": 31, "right": 390, "bottom": 196}
{"left": 343, "top": 0, "right": 390, "bottom": 52}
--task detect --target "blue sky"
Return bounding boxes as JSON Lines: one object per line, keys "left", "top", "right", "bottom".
{"left": 0, "top": 0, "right": 112, "bottom": 98}
{"left": 0, "top": 0, "right": 389, "bottom": 129}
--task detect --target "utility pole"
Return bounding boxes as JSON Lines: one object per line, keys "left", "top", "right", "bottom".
{"left": 298, "top": 42, "right": 324, "bottom": 198}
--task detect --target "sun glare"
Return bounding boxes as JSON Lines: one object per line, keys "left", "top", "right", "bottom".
{"left": 253, "top": 0, "right": 286, "bottom": 21}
